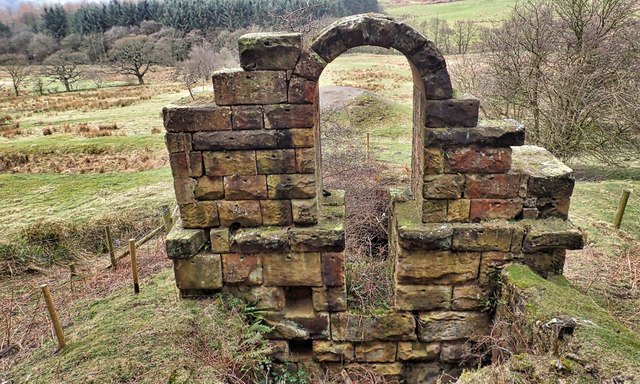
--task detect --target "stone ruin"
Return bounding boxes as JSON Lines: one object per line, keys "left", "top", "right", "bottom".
{"left": 163, "top": 14, "right": 584, "bottom": 383}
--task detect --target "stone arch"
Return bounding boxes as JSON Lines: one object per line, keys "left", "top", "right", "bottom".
{"left": 292, "top": 13, "right": 458, "bottom": 201}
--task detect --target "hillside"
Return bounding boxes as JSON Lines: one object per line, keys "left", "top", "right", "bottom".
{"left": 381, "top": 0, "right": 517, "bottom": 24}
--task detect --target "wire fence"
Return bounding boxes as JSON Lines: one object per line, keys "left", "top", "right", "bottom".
{"left": 0, "top": 204, "right": 177, "bottom": 371}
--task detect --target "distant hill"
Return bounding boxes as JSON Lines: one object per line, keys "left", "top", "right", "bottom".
{"left": 380, "top": 0, "right": 517, "bottom": 24}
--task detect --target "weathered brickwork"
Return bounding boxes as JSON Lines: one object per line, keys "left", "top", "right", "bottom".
{"left": 163, "top": 13, "right": 584, "bottom": 383}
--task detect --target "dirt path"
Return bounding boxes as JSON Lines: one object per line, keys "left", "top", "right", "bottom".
{"left": 319, "top": 85, "right": 389, "bottom": 112}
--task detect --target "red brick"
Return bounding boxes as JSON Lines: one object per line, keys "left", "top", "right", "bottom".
{"left": 444, "top": 147, "right": 511, "bottom": 174}
{"left": 470, "top": 199, "right": 523, "bottom": 221}
{"left": 224, "top": 175, "right": 267, "bottom": 200}
{"left": 465, "top": 174, "right": 521, "bottom": 198}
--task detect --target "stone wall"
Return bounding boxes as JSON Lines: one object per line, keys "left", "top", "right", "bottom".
{"left": 163, "top": 14, "right": 584, "bottom": 383}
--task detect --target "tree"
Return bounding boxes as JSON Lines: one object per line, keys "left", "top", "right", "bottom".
{"left": 452, "top": 20, "right": 477, "bottom": 55}
{"left": 475, "top": 0, "right": 640, "bottom": 161}
{"left": 43, "top": 51, "right": 86, "bottom": 92}
{"left": 42, "top": 5, "right": 68, "bottom": 39}
{"left": 0, "top": 54, "right": 30, "bottom": 96}
{"left": 27, "top": 34, "right": 59, "bottom": 62}
{"left": 108, "top": 36, "right": 159, "bottom": 85}
{"left": 0, "top": 21, "right": 10, "bottom": 38}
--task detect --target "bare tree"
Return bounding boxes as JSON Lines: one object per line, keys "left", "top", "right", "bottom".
{"left": 43, "top": 51, "right": 86, "bottom": 92}
{"left": 464, "top": 0, "right": 640, "bottom": 162}
{"left": 453, "top": 20, "right": 477, "bottom": 55}
{"left": 108, "top": 36, "right": 158, "bottom": 85}
{"left": 0, "top": 54, "right": 30, "bottom": 96}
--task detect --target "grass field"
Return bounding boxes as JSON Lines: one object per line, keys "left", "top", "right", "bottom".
{"left": 381, "top": 0, "right": 517, "bottom": 25}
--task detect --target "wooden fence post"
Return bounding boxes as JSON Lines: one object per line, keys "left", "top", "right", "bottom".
{"left": 69, "top": 263, "right": 76, "bottom": 292}
{"left": 129, "top": 239, "right": 140, "bottom": 294}
{"left": 105, "top": 226, "right": 116, "bottom": 268}
{"left": 40, "top": 284, "right": 66, "bottom": 349}
{"left": 366, "top": 132, "right": 370, "bottom": 162}
{"left": 614, "top": 189, "right": 632, "bottom": 229}
{"left": 163, "top": 205, "right": 174, "bottom": 232}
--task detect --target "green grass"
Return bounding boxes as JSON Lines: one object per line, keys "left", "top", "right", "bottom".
{"left": 0, "top": 167, "right": 173, "bottom": 239}
{"left": 3, "top": 270, "right": 271, "bottom": 383}
{"left": 381, "top": 0, "right": 517, "bottom": 25}
{"left": 0, "top": 134, "right": 165, "bottom": 156}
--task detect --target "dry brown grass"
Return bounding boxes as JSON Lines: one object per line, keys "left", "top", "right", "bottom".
{"left": 334, "top": 68, "right": 405, "bottom": 94}
{"left": 0, "top": 114, "right": 21, "bottom": 138}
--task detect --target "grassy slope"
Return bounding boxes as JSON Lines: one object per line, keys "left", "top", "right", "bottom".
{"left": 0, "top": 167, "right": 173, "bottom": 239}
{"left": 459, "top": 264, "right": 640, "bottom": 383}
{"left": 381, "top": 0, "right": 517, "bottom": 24}
{"left": 4, "top": 270, "right": 269, "bottom": 383}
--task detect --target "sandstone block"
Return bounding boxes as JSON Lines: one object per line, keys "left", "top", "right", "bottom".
{"left": 452, "top": 225, "right": 513, "bottom": 252}
{"left": 222, "top": 285, "right": 285, "bottom": 311}
{"left": 263, "top": 253, "right": 322, "bottom": 287}
{"left": 173, "top": 252, "right": 222, "bottom": 290}
{"left": 444, "top": 147, "right": 511, "bottom": 174}
{"left": 322, "top": 252, "right": 345, "bottom": 286}
{"left": 363, "top": 363, "right": 404, "bottom": 378}
{"left": 165, "top": 132, "right": 192, "bottom": 153}
{"left": 465, "top": 174, "right": 521, "bottom": 199}
{"left": 266, "top": 340, "right": 290, "bottom": 362}
{"left": 264, "top": 104, "right": 314, "bottom": 129}
{"left": 355, "top": 342, "right": 397, "bottom": 363}
{"left": 396, "top": 250, "right": 480, "bottom": 285}
{"left": 536, "top": 197, "right": 570, "bottom": 219}
{"left": 230, "top": 227, "right": 290, "bottom": 253}
{"left": 238, "top": 32, "right": 302, "bottom": 71}
{"left": 166, "top": 219, "right": 208, "bottom": 259}
{"left": 193, "top": 176, "right": 224, "bottom": 200}
{"left": 367, "top": 15, "right": 400, "bottom": 48}
{"left": 452, "top": 285, "right": 486, "bottom": 310}
{"left": 203, "top": 150, "right": 256, "bottom": 176}
{"left": 440, "top": 341, "right": 474, "bottom": 363}
{"left": 331, "top": 312, "right": 416, "bottom": 341}
{"left": 423, "top": 68, "right": 454, "bottom": 100}
{"left": 224, "top": 175, "right": 267, "bottom": 200}
{"left": 522, "top": 207, "right": 539, "bottom": 219}
{"left": 425, "top": 97, "right": 479, "bottom": 128}
{"left": 403, "top": 362, "right": 441, "bottom": 384}
{"left": 313, "top": 341, "right": 354, "bottom": 362}
{"left": 169, "top": 152, "right": 203, "bottom": 178}
{"left": 212, "top": 69, "right": 287, "bottom": 105}
{"left": 292, "top": 199, "right": 319, "bottom": 226}
{"left": 180, "top": 202, "right": 220, "bottom": 228}
{"left": 256, "top": 149, "right": 297, "bottom": 174}
{"left": 423, "top": 174, "right": 464, "bottom": 199}
{"left": 222, "top": 253, "right": 263, "bottom": 285}
{"left": 511, "top": 227, "right": 526, "bottom": 253}
{"left": 511, "top": 145, "right": 575, "bottom": 198}
{"left": 289, "top": 76, "right": 317, "bottom": 104}
{"left": 265, "top": 312, "right": 330, "bottom": 340}
{"left": 447, "top": 199, "right": 471, "bottom": 222}
{"left": 173, "top": 178, "right": 196, "bottom": 205}
{"left": 423, "top": 148, "right": 444, "bottom": 175}
{"left": 395, "top": 285, "right": 452, "bottom": 311}
{"left": 279, "top": 128, "right": 315, "bottom": 148}
{"left": 217, "top": 200, "right": 262, "bottom": 227}
{"left": 522, "top": 221, "right": 583, "bottom": 252}
{"left": 310, "top": 22, "right": 347, "bottom": 63}
{"left": 393, "top": 22, "right": 430, "bottom": 56}
{"left": 337, "top": 14, "right": 370, "bottom": 48}
{"left": 397, "top": 224, "right": 453, "bottom": 251}
{"left": 424, "top": 120, "right": 525, "bottom": 147}
{"left": 524, "top": 249, "right": 566, "bottom": 277}
{"left": 163, "top": 105, "right": 231, "bottom": 132}
{"left": 422, "top": 199, "right": 447, "bottom": 222}
{"left": 470, "top": 199, "right": 523, "bottom": 221}
{"left": 261, "top": 200, "right": 293, "bottom": 226}
{"left": 296, "top": 148, "right": 316, "bottom": 174}
{"left": 418, "top": 311, "right": 491, "bottom": 342}
{"left": 210, "top": 228, "right": 230, "bottom": 253}
{"left": 194, "top": 130, "right": 280, "bottom": 151}
{"left": 289, "top": 226, "right": 345, "bottom": 252}
{"left": 312, "top": 286, "right": 347, "bottom": 311}
{"left": 408, "top": 40, "right": 447, "bottom": 78}
{"left": 293, "top": 49, "right": 327, "bottom": 80}
{"left": 267, "top": 174, "right": 315, "bottom": 199}
{"left": 232, "top": 105, "right": 264, "bottom": 130}
{"left": 478, "top": 252, "right": 515, "bottom": 286}
{"left": 397, "top": 341, "right": 440, "bottom": 361}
